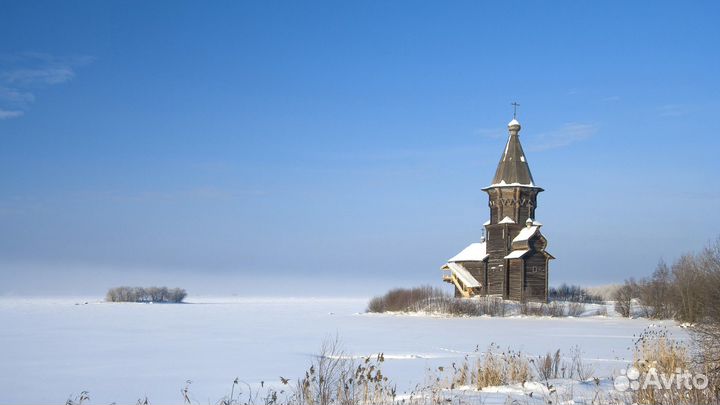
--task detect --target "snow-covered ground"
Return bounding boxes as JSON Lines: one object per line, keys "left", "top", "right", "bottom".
{"left": 0, "top": 296, "right": 687, "bottom": 404}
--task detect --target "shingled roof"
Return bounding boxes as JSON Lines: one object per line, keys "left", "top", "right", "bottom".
{"left": 486, "top": 119, "right": 538, "bottom": 188}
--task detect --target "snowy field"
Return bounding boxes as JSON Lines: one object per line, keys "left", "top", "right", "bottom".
{"left": 0, "top": 296, "right": 687, "bottom": 404}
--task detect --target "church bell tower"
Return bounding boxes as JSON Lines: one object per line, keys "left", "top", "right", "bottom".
{"left": 441, "top": 108, "right": 553, "bottom": 302}
{"left": 482, "top": 118, "right": 545, "bottom": 297}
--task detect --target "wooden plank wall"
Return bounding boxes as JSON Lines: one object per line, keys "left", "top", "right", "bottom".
{"left": 508, "top": 259, "right": 524, "bottom": 300}
{"left": 461, "top": 261, "right": 488, "bottom": 295}
{"left": 524, "top": 252, "right": 548, "bottom": 301}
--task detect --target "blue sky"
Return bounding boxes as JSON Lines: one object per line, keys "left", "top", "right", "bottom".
{"left": 1, "top": 1, "right": 719, "bottom": 295}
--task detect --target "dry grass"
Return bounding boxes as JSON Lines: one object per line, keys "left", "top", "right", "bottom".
{"left": 569, "top": 345, "right": 594, "bottom": 381}
{"left": 473, "top": 344, "right": 532, "bottom": 389}
{"left": 474, "top": 346, "right": 504, "bottom": 388}
{"left": 630, "top": 327, "right": 719, "bottom": 404}
{"left": 74, "top": 335, "right": 720, "bottom": 405}
{"left": 532, "top": 349, "right": 563, "bottom": 381}
{"left": 64, "top": 391, "right": 90, "bottom": 405}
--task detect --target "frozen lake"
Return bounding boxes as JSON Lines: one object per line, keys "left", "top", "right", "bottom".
{"left": 0, "top": 296, "right": 686, "bottom": 404}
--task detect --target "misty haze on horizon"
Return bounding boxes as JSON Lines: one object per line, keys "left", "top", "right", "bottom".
{"left": 2, "top": 2, "right": 719, "bottom": 296}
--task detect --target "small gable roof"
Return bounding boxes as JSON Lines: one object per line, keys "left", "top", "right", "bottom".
{"left": 505, "top": 249, "right": 530, "bottom": 259}
{"left": 505, "top": 248, "right": 555, "bottom": 260}
{"left": 512, "top": 226, "right": 539, "bottom": 243}
{"left": 498, "top": 216, "right": 515, "bottom": 224}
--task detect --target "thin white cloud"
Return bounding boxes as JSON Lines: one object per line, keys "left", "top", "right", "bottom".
{"left": 0, "top": 109, "right": 24, "bottom": 120}
{"left": 2, "top": 67, "right": 76, "bottom": 85}
{"left": 658, "top": 104, "right": 685, "bottom": 117}
{"left": 0, "top": 52, "right": 93, "bottom": 120}
{"left": 474, "top": 127, "right": 505, "bottom": 139}
{"left": 0, "top": 86, "right": 35, "bottom": 105}
{"left": 529, "top": 123, "right": 597, "bottom": 151}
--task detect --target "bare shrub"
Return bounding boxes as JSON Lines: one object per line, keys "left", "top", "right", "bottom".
{"left": 367, "top": 287, "right": 512, "bottom": 317}
{"left": 433, "top": 297, "right": 482, "bottom": 316}
{"left": 519, "top": 300, "right": 544, "bottom": 316}
{"left": 595, "top": 305, "right": 608, "bottom": 316}
{"left": 569, "top": 345, "right": 594, "bottom": 381}
{"left": 366, "top": 296, "right": 385, "bottom": 313}
{"left": 567, "top": 302, "right": 585, "bottom": 317}
{"left": 693, "top": 323, "right": 720, "bottom": 401}
{"left": 476, "top": 296, "right": 506, "bottom": 317}
{"left": 545, "top": 301, "right": 565, "bottom": 317}
{"left": 365, "top": 286, "right": 446, "bottom": 313}
{"left": 105, "top": 288, "right": 119, "bottom": 302}
{"left": 691, "top": 238, "right": 720, "bottom": 400}
{"left": 166, "top": 288, "right": 187, "bottom": 303}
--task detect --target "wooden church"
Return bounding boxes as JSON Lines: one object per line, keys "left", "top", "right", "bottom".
{"left": 442, "top": 116, "right": 553, "bottom": 302}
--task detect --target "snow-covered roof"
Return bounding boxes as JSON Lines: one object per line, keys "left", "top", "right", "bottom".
{"left": 485, "top": 180, "right": 536, "bottom": 188}
{"left": 504, "top": 249, "right": 530, "bottom": 260}
{"left": 532, "top": 220, "right": 543, "bottom": 226}
{"left": 448, "top": 242, "right": 488, "bottom": 262}
{"left": 499, "top": 216, "right": 516, "bottom": 224}
{"left": 512, "top": 226, "right": 539, "bottom": 243}
{"left": 444, "top": 262, "right": 482, "bottom": 288}
{"left": 483, "top": 219, "right": 491, "bottom": 226}
{"left": 508, "top": 119, "right": 520, "bottom": 127}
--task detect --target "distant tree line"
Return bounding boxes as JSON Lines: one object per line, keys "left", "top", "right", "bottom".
{"left": 548, "top": 283, "right": 603, "bottom": 303}
{"left": 612, "top": 237, "right": 720, "bottom": 322}
{"left": 106, "top": 286, "right": 187, "bottom": 303}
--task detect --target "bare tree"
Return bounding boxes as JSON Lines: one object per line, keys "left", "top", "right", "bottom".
{"left": 637, "top": 260, "right": 675, "bottom": 319}
{"left": 105, "top": 286, "right": 187, "bottom": 303}
{"left": 673, "top": 254, "right": 706, "bottom": 322}
{"left": 613, "top": 279, "right": 636, "bottom": 317}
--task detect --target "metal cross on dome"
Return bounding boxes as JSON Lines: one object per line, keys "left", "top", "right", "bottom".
{"left": 511, "top": 101, "right": 520, "bottom": 119}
